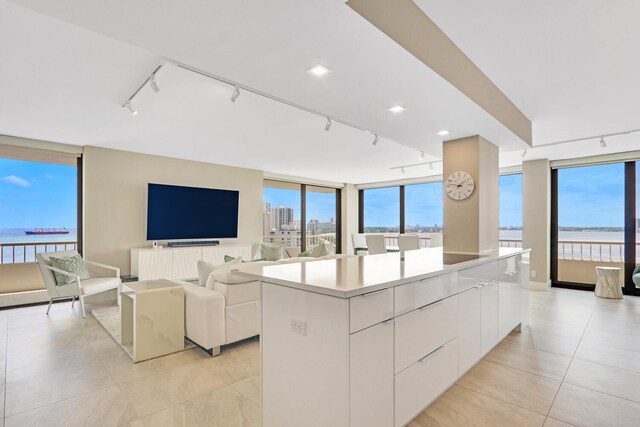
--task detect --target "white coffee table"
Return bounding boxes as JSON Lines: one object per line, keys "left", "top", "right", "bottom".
{"left": 595, "top": 267, "right": 623, "bottom": 299}
{"left": 120, "top": 279, "right": 185, "bottom": 362}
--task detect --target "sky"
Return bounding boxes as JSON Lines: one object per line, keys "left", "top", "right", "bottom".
{"left": 558, "top": 163, "right": 626, "bottom": 227}
{"left": 264, "top": 187, "right": 336, "bottom": 222}
{"left": 0, "top": 158, "right": 77, "bottom": 229}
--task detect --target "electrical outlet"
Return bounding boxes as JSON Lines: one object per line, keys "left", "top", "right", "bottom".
{"left": 290, "top": 319, "right": 306, "bottom": 336}
{"left": 531, "top": 270, "right": 537, "bottom": 278}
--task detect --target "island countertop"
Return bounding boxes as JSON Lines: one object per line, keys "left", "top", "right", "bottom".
{"left": 238, "top": 247, "right": 530, "bottom": 298}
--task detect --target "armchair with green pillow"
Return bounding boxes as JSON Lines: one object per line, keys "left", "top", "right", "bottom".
{"left": 36, "top": 250, "right": 121, "bottom": 318}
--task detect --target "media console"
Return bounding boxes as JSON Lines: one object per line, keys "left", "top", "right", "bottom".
{"left": 131, "top": 244, "right": 252, "bottom": 281}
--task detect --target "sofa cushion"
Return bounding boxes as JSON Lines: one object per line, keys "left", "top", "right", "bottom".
{"left": 213, "top": 260, "right": 279, "bottom": 284}
{"left": 224, "top": 255, "right": 267, "bottom": 263}
{"left": 197, "top": 260, "right": 218, "bottom": 286}
{"left": 213, "top": 281, "right": 260, "bottom": 306}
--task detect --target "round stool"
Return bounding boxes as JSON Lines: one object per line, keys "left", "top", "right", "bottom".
{"left": 595, "top": 267, "right": 623, "bottom": 299}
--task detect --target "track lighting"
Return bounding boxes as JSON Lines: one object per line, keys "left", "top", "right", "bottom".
{"left": 600, "top": 137, "right": 607, "bottom": 148}
{"left": 372, "top": 133, "right": 379, "bottom": 146}
{"left": 231, "top": 86, "right": 241, "bottom": 103}
{"left": 521, "top": 149, "right": 527, "bottom": 158}
{"left": 123, "top": 101, "right": 138, "bottom": 116}
{"left": 325, "top": 117, "right": 332, "bottom": 132}
{"left": 429, "top": 162, "right": 434, "bottom": 170}
{"left": 149, "top": 74, "right": 160, "bottom": 93}
{"left": 401, "top": 167, "right": 406, "bottom": 174}
{"left": 418, "top": 151, "right": 424, "bottom": 160}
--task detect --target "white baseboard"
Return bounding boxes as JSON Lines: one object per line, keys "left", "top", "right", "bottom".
{"left": 529, "top": 280, "right": 552, "bottom": 291}
{"left": 0, "top": 289, "right": 49, "bottom": 308}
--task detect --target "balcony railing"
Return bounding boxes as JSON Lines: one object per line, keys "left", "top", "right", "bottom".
{"left": 0, "top": 241, "right": 78, "bottom": 264}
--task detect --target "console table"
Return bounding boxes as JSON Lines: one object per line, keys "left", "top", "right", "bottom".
{"left": 120, "top": 279, "right": 185, "bottom": 362}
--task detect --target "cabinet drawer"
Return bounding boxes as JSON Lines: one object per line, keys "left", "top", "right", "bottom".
{"left": 458, "top": 261, "right": 498, "bottom": 290}
{"left": 394, "top": 295, "right": 458, "bottom": 373}
{"left": 350, "top": 288, "right": 393, "bottom": 333}
{"left": 395, "top": 338, "right": 459, "bottom": 427}
{"left": 395, "top": 274, "right": 454, "bottom": 316}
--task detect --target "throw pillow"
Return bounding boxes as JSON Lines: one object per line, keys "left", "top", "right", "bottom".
{"left": 310, "top": 244, "right": 329, "bottom": 257}
{"left": 49, "top": 254, "right": 90, "bottom": 286}
{"left": 197, "top": 260, "right": 218, "bottom": 286}
{"left": 298, "top": 249, "right": 312, "bottom": 257}
{"left": 260, "top": 243, "right": 284, "bottom": 261}
{"left": 224, "top": 255, "right": 268, "bottom": 263}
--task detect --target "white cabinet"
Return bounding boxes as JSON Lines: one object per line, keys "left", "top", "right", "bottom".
{"left": 350, "top": 320, "right": 394, "bottom": 427}
{"left": 395, "top": 338, "right": 459, "bottom": 427}
{"left": 350, "top": 288, "right": 394, "bottom": 333}
{"left": 458, "top": 285, "right": 482, "bottom": 375}
{"left": 481, "top": 279, "right": 499, "bottom": 354}
{"left": 131, "top": 244, "right": 252, "bottom": 281}
{"left": 394, "top": 274, "right": 456, "bottom": 316}
{"left": 498, "top": 270, "right": 522, "bottom": 340}
{"left": 394, "top": 296, "right": 458, "bottom": 374}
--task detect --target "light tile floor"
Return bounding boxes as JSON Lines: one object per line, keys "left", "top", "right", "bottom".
{"left": 0, "top": 288, "right": 639, "bottom": 426}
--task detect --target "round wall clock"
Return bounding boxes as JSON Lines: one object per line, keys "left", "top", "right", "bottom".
{"left": 445, "top": 171, "right": 475, "bottom": 200}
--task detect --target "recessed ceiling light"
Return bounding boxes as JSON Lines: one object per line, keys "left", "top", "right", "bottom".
{"left": 306, "top": 64, "right": 332, "bottom": 77}
{"left": 437, "top": 130, "right": 450, "bottom": 136}
{"left": 387, "top": 105, "right": 407, "bottom": 113}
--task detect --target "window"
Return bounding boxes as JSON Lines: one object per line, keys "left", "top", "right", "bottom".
{"left": 362, "top": 187, "right": 400, "bottom": 234}
{"left": 405, "top": 182, "right": 442, "bottom": 247}
{"left": 0, "top": 157, "right": 78, "bottom": 265}
{"left": 263, "top": 180, "right": 340, "bottom": 252}
{"left": 306, "top": 186, "right": 338, "bottom": 249}
{"left": 263, "top": 180, "right": 301, "bottom": 249}
{"left": 499, "top": 173, "right": 522, "bottom": 247}
{"left": 637, "top": 161, "right": 640, "bottom": 265}
{"left": 555, "top": 163, "right": 625, "bottom": 287}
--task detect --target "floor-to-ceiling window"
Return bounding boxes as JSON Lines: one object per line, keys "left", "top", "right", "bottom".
{"left": 361, "top": 186, "right": 400, "bottom": 234}
{"left": 306, "top": 185, "right": 338, "bottom": 249}
{"left": 263, "top": 180, "right": 340, "bottom": 253}
{"left": 554, "top": 163, "right": 626, "bottom": 288}
{"left": 405, "top": 182, "right": 442, "bottom": 247}
{"left": 0, "top": 153, "right": 79, "bottom": 294}
{"left": 499, "top": 173, "right": 523, "bottom": 248}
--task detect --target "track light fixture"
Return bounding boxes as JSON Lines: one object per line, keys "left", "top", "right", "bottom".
{"left": 149, "top": 74, "right": 160, "bottom": 93}
{"left": 429, "top": 162, "right": 434, "bottom": 170}
{"left": 325, "top": 117, "right": 333, "bottom": 132}
{"left": 372, "top": 133, "right": 379, "bottom": 146}
{"left": 123, "top": 101, "right": 138, "bottom": 116}
{"left": 600, "top": 137, "right": 607, "bottom": 148}
{"left": 230, "top": 86, "right": 241, "bottom": 103}
{"left": 521, "top": 149, "right": 527, "bottom": 158}
{"left": 418, "top": 151, "right": 424, "bottom": 160}
{"left": 401, "top": 167, "right": 406, "bottom": 174}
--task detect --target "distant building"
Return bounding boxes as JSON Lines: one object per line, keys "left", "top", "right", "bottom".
{"left": 263, "top": 211, "right": 272, "bottom": 236}
{"left": 272, "top": 206, "right": 295, "bottom": 231}
{"left": 263, "top": 230, "right": 301, "bottom": 247}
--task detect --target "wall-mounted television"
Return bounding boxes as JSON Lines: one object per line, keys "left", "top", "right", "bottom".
{"left": 146, "top": 183, "right": 239, "bottom": 240}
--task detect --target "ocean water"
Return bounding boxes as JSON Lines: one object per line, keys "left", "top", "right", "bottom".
{"left": 0, "top": 228, "right": 78, "bottom": 263}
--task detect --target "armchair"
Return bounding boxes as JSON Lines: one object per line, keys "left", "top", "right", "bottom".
{"left": 633, "top": 265, "right": 640, "bottom": 289}
{"left": 36, "top": 250, "right": 121, "bottom": 317}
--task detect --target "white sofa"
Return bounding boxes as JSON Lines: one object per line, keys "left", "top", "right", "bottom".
{"left": 175, "top": 254, "right": 349, "bottom": 355}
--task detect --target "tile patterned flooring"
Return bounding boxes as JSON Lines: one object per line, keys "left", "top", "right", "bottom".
{"left": 0, "top": 288, "right": 639, "bottom": 426}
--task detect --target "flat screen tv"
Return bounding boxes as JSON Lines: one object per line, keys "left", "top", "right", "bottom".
{"left": 146, "top": 183, "right": 239, "bottom": 240}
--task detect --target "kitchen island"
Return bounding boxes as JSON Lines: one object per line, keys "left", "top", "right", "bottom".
{"left": 240, "top": 247, "right": 530, "bottom": 427}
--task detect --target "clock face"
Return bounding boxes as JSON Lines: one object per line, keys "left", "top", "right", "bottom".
{"left": 445, "top": 171, "right": 475, "bottom": 200}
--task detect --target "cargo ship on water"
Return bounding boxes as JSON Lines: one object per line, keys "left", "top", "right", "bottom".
{"left": 24, "top": 228, "right": 70, "bottom": 235}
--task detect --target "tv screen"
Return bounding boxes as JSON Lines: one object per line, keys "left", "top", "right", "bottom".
{"left": 146, "top": 183, "right": 239, "bottom": 240}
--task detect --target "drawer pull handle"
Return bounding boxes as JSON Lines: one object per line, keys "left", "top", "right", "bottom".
{"left": 361, "top": 289, "right": 387, "bottom": 297}
{"left": 419, "top": 298, "right": 445, "bottom": 310}
{"left": 419, "top": 345, "right": 445, "bottom": 363}
{"left": 383, "top": 319, "right": 394, "bottom": 325}
{"left": 474, "top": 283, "right": 484, "bottom": 289}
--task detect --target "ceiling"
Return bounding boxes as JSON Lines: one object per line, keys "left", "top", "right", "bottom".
{"left": 1, "top": 0, "right": 638, "bottom": 184}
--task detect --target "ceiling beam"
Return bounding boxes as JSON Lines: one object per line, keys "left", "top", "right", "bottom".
{"left": 346, "top": 0, "right": 532, "bottom": 146}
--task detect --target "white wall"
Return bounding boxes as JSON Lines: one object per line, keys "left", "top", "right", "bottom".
{"left": 83, "top": 146, "right": 264, "bottom": 274}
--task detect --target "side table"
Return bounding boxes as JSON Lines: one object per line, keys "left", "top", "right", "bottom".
{"left": 595, "top": 267, "right": 623, "bottom": 299}
{"left": 120, "top": 279, "right": 185, "bottom": 362}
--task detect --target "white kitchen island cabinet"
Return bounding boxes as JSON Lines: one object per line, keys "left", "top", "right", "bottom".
{"left": 242, "top": 247, "right": 530, "bottom": 427}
